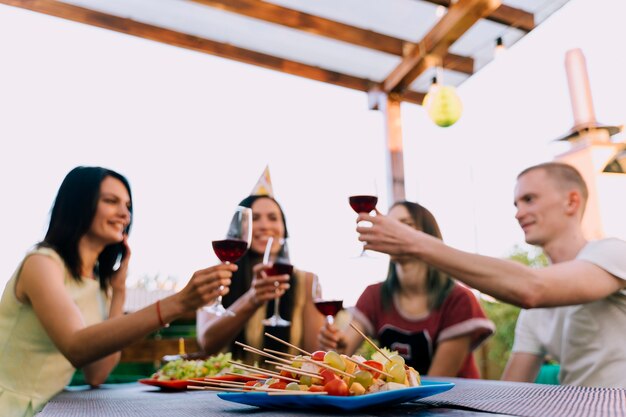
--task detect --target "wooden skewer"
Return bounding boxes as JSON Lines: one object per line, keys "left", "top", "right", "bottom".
{"left": 349, "top": 322, "right": 391, "bottom": 361}
{"left": 273, "top": 365, "right": 321, "bottom": 379}
{"left": 264, "top": 348, "right": 297, "bottom": 359}
{"left": 341, "top": 355, "right": 394, "bottom": 379}
{"left": 235, "top": 341, "right": 292, "bottom": 364}
{"left": 242, "top": 347, "right": 292, "bottom": 364}
{"left": 268, "top": 391, "right": 328, "bottom": 396}
{"left": 189, "top": 386, "right": 245, "bottom": 392}
{"left": 227, "top": 361, "right": 299, "bottom": 382}
{"left": 228, "top": 371, "right": 299, "bottom": 383}
{"left": 275, "top": 368, "right": 319, "bottom": 380}
{"left": 194, "top": 380, "right": 248, "bottom": 388}
{"left": 204, "top": 376, "right": 248, "bottom": 383}
{"left": 264, "top": 332, "right": 312, "bottom": 356}
{"left": 222, "top": 371, "right": 298, "bottom": 383}
{"left": 302, "top": 358, "right": 356, "bottom": 379}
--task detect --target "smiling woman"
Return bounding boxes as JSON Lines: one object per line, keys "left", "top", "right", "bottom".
{"left": 0, "top": 166, "right": 236, "bottom": 417}
{"left": 197, "top": 194, "right": 325, "bottom": 361}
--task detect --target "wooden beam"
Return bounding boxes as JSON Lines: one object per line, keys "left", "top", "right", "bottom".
{"left": 190, "top": 0, "right": 403, "bottom": 56}
{"left": 0, "top": 1, "right": 373, "bottom": 90}
{"left": 383, "top": 0, "right": 500, "bottom": 94}
{"left": 420, "top": 0, "right": 534, "bottom": 32}
{"left": 0, "top": 0, "right": 431, "bottom": 106}
{"left": 190, "top": 0, "right": 474, "bottom": 75}
{"left": 489, "top": 4, "right": 535, "bottom": 32}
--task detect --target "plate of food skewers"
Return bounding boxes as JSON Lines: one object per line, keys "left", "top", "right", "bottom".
{"left": 190, "top": 324, "right": 454, "bottom": 411}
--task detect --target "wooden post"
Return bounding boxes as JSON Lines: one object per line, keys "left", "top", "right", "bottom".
{"left": 370, "top": 90, "right": 406, "bottom": 204}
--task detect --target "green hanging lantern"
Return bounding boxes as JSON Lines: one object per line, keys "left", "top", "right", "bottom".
{"left": 423, "top": 84, "right": 463, "bottom": 128}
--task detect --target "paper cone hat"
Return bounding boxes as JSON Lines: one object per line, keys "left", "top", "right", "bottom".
{"left": 250, "top": 165, "right": 274, "bottom": 197}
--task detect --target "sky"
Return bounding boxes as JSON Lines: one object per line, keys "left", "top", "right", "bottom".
{"left": 1, "top": 0, "right": 625, "bottom": 306}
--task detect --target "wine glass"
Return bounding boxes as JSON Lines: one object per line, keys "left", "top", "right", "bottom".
{"left": 349, "top": 180, "right": 378, "bottom": 257}
{"left": 312, "top": 275, "right": 343, "bottom": 325}
{"left": 204, "top": 206, "right": 252, "bottom": 316}
{"left": 262, "top": 238, "right": 293, "bottom": 327}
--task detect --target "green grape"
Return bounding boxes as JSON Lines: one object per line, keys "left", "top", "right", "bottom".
{"left": 390, "top": 355, "right": 405, "bottom": 367}
{"left": 351, "top": 370, "right": 373, "bottom": 389}
{"left": 323, "top": 351, "right": 346, "bottom": 371}
{"left": 299, "top": 375, "right": 312, "bottom": 386}
{"left": 388, "top": 363, "right": 406, "bottom": 384}
{"left": 286, "top": 382, "right": 301, "bottom": 391}
{"left": 291, "top": 355, "right": 304, "bottom": 368}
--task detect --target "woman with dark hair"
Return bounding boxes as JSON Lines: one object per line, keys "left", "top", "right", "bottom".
{"left": 318, "top": 201, "right": 494, "bottom": 378}
{"left": 0, "top": 166, "right": 235, "bottom": 417}
{"left": 197, "top": 195, "right": 324, "bottom": 360}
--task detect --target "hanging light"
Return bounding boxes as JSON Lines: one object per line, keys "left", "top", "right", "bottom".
{"left": 422, "top": 73, "right": 463, "bottom": 128}
{"left": 494, "top": 36, "right": 506, "bottom": 58}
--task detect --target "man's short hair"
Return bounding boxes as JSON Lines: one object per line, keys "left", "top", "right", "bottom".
{"left": 518, "top": 162, "right": 589, "bottom": 204}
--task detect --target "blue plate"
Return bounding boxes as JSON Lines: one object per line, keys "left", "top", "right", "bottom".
{"left": 217, "top": 380, "right": 454, "bottom": 411}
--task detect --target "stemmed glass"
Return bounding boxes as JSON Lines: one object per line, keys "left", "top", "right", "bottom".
{"left": 349, "top": 180, "right": 378, "bottom": 257}
{"left": 262, "top": 237, "right": 293, "bottom": 327}
{"left": 204, "top": 206, "right": 252, "bottom": 316}
{"left": 312, "top": 275, "right": 343, "bottom": 325}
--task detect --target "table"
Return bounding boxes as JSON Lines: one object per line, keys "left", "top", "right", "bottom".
{"left": 38, "top": 378, "right": 626, "bottom": 417}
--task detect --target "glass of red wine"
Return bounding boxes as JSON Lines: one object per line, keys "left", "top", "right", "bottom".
{"left": 312, "top": 275, "right": 343, "bottom": 325}
{"left": 204, "top": 206, "right": 252, "bottom": 316}
{"left": 349, "top": 181, "right": 378, "bottom": 257}
{"left": 262, "top": 238, "right": 293, "bottom": 327}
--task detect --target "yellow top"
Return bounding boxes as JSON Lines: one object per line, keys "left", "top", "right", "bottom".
{"left": 0, "top": 247, "right": 107, "bottom": 417}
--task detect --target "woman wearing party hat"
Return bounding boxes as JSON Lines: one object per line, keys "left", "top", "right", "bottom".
{"left": 197, "top": 167, "right": 324, "bottom": 360}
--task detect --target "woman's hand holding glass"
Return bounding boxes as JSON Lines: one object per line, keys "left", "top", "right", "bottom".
{"left": 206, "top": 206, "right": 252, "bottom": 316}
{"left": 174, "top": 263, "right": 237, "bottom": 312}
{"left": 318, "top": 320, "right": 348, "bottom": 353}
{"left": 247, "top": 262, "right": 290, "bottom": 308}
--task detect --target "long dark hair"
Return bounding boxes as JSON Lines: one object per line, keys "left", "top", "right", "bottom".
{"left": 39, "top": 166, "right": 133, "bottom": 290}
{"left": 381, "top": 201, "right": 453, "bottom": 311}
{"left": 222, "top": 195, "right": 296, "bottom": 354}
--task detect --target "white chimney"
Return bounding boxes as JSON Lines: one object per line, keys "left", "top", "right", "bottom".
{"left": 553, "top": 49, "right": 626, "bottom": 241}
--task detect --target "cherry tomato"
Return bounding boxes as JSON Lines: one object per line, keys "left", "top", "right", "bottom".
{"left": 311, "top": 350, "right": 326, "bottom": 361}
{"left": 361, "top": 360, "right": 384, "bottom": 379}
{"left": 320, "top": 368, "right": 339, "bottom": 385}
{"left": 243, "top": 380, "right": 258, "bottom": 391}
{"left": 279, "top": 369, "right": 294, "bottom": 379}
{"left": 268, "top": 380, "right": 287, "bottom": 390}
{"left": 308, "top": 385, "right": 326, "bottom": 393}
{"left": 323, "top": 378, "right": 349, "bottom": 396}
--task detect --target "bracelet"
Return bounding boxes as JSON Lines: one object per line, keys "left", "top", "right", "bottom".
{"left": 156, "top": 300, "right": 170, "bottom": 328}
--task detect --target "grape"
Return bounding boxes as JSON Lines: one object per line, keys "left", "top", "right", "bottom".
{"left": 323, "top": 351, "right": 346, "bottom": 371}
{"left": 388, "top": 363, "right": 406, "bottom": 384}
{"left": 286, "top": 382, "right": 301, "bottom": 391}
{"left": 291, "top": 355, "right": 304, "bottom": 368}
{"left": 390, "top": 355, "right": 405, "bottom": 367}
{"left": 351, "top": 370, "right": 373, "bottom": 389}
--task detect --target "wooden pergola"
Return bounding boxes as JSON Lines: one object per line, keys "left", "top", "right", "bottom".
{"left": 1, "top": 0, "right": 571, "bottom": 202}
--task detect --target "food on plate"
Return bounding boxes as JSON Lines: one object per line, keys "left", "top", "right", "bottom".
{"left": 239, "top": 349, "right": 421, "bottom": 396}
{"left": 150, "top": 352, "right": 243, "bottom": 381}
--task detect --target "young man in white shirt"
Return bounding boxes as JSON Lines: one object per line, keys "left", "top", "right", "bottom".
{"left": 357, "top": 162, "right": 626, "bottom": 387}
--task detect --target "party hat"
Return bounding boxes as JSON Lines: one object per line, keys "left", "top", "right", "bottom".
{"left": 250, "top": 165, "right": 274, "bottom": 197}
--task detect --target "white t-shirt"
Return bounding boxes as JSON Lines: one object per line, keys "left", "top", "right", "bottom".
{"left": 512, "top": 238, "right": 626, "bottom": 388}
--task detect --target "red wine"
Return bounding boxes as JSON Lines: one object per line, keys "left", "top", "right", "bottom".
{"left": 266, "top": 262, "right": 294, "bottom": 276}
{"left": 212, "top": 239, "right": 248, "bottom": 263}
{"left": 314, "top": 300, "right": 343, "bottom": 317}
{"left": 349, "top": 195, "right": 378, "bottom": 214}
